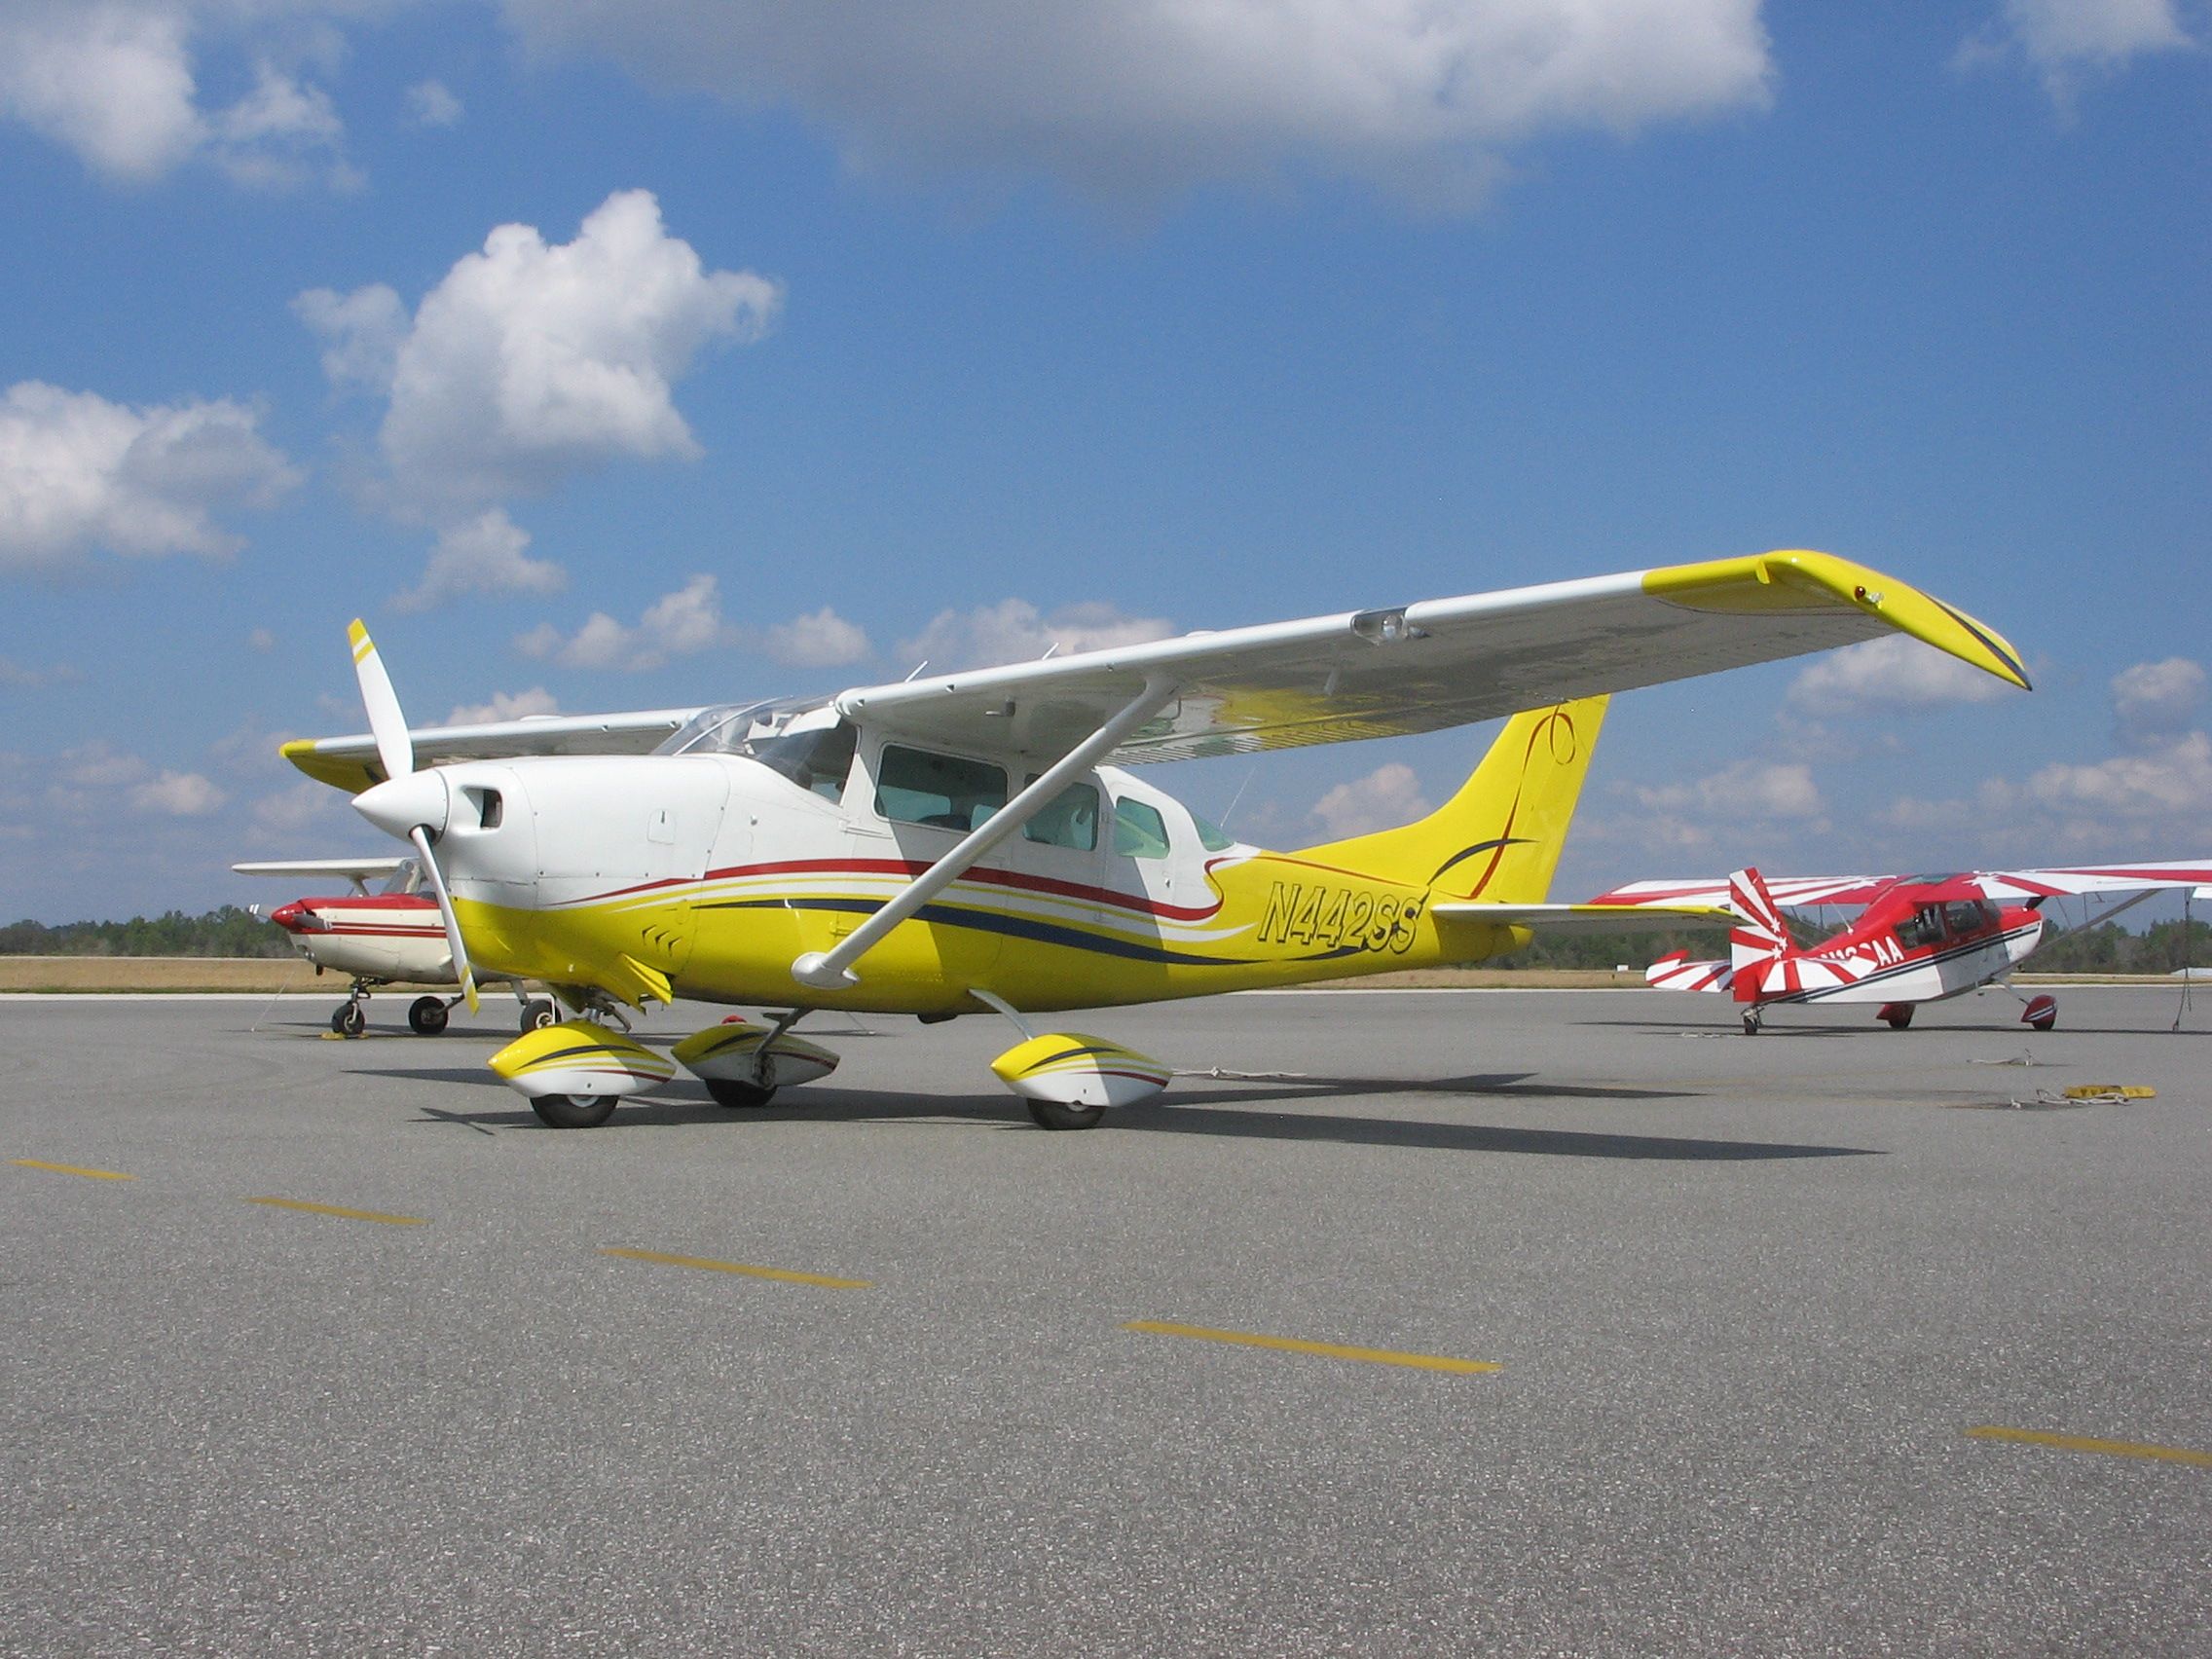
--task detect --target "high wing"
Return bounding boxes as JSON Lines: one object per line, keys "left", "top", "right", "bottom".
{"left": 233, "top": 856, "right": 410, "bottom": 881}
{"left": 838, "top": 550, "right": 2028, "bottom": 764}
{"left": 1594, "top": 862, "right": 2212, "bottom": 912}
{"left": 281, "top": 708, "right": 706, "bottom": 793}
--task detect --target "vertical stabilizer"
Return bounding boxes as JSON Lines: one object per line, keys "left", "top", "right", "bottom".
{"left": 1728, "top": 866, "right": 1796, "bottom": 1002}
{"left": 1293, "top": 698, "right": 1607, "bottom": 902}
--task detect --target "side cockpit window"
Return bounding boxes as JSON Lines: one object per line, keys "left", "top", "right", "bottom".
{"left": 1113, "top": 797, "right": 1171, "bottom": 860}
{"left": 877, "top": 745, "right": 1008, "bottom": 831}
{"left": 749, "top": 720, "right": 857, "bottom": 802}
{"left": 1022, "top": 779, "right": 1098, "bottom": 851}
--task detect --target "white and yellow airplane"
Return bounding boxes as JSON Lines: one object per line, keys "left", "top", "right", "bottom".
{"left": 278, "top": 550, "right": 2028, "bottom": 1128}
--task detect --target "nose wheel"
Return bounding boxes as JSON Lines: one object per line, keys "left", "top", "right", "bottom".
{"left": 331, "top": 986, "right": 370, "bottom": 1038}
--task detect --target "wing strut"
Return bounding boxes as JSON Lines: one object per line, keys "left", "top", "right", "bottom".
{"left": 792, "top": 677, "right": 1180, "bottom": 991}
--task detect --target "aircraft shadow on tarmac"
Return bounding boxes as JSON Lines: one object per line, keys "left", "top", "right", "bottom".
{"left": 1583, "top": 1017, "right": 2212, "bottom": 1039}
{"left": 380, "top": 1068, "right": 1874, "bottom": 1161}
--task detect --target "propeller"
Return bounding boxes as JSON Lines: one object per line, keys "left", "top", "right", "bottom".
{"left": 347, "top": 619, "right": 478, "bottom": 1012}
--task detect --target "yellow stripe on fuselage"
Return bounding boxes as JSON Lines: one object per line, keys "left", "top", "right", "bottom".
{"left": 454, "top": 850, "right": 1523, "bottom": 1015}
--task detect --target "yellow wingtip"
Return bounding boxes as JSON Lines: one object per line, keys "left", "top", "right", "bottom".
{"left": 1644, "top": 549, "right": 2031, "bottom": 692}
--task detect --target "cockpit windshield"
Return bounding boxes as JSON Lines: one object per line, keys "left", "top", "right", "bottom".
{"left": 654, "top": 697, "right": 857, "bottom": 802}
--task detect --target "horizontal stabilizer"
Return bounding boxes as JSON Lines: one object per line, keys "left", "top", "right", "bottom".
{"left": 1434, "top": 901, "right": 1735, "bottom": 934}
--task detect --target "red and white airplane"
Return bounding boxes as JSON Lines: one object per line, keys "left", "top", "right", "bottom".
{"left": 1589, "top": 863, "right": 2212, "bottom": 1033}
{"left": 236, "top": 857, "right": 558, "bottom": 1037}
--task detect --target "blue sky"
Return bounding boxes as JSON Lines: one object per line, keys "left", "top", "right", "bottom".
{"left": 0, "top": 0, "right": 2205, "bottom": 922}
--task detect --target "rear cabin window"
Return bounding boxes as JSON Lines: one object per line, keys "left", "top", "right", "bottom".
{"left": 1113, "top": 797, "right": 1171, "bottom": 860}
{"left": 876, "top": 745, "right": 1008, "bottom": 831}
{"left": 1022, "top": 779, "right": 1099, "bottom": 852}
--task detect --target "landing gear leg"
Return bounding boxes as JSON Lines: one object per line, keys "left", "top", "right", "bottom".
{"left": 332, "top": 982, "right": 370, "bottom": 1038}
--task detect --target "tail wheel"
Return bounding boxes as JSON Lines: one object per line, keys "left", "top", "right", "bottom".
{"left": 408, "top": 995, "right": 450, "bottom": 1035}
{"left": 1740, "top": 1009, "right": 1763, "bottom": 1037}
{"left": 1027, "top": 1098, "right": 1107, "bottom": 1130}
{"left": 530, "top": 1093, "right": 617, "bottom": 1128}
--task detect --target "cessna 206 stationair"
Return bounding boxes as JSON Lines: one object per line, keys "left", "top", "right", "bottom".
{"left": 279, "top": 550, "right": 2029, "bottom": 1128}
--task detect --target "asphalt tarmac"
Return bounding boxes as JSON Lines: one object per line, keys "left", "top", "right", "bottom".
{"left": 4, "top": 984, "right": 2209, "bottom": 1656}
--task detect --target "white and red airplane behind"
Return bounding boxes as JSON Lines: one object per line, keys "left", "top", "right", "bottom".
{"left": 236, "top": 858, "right": 556, "bottom": 1037}
{"left": 1586, "top": 862, "right": 2212, "bottom": 1033}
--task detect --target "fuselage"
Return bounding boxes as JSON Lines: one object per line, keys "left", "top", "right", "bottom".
{"left": 423, "top": 729, "right": 1522, "bottom": 1015}
{"left": 269, "top": 893, "right": 456, "bottom": 984}
{"left": 1749, "top": 887, "right": 2044, "bottom": 1007}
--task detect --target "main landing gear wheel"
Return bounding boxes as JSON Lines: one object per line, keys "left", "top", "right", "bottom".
{"left": 408, "top": 995, "right": 450, "bottom": 1035}
{"left": 1740, "top": 1009, "right": 1763, "bottom": 1037}
{"left": 530, "top": 1093, "right": 617, "bottom": 1129}
{"left": 1026, "top": 1098, "right": 1107, "bottom": 1130}
{"left": 1880, "top": 1006, "right": 1915, "bottom": 1030}
{"left": 519, "top": 999, "right": 559, "bottom": 1033}
{"left": 706, "top": 1079, "right": 779, "bottom": 1109}
{"left": 333, "top": 1002, "right": 367, "bottom": 1038}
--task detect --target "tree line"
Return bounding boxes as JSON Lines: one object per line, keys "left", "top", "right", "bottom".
{"left": 1, "top": 906, "right": 2206, "bottom": 974}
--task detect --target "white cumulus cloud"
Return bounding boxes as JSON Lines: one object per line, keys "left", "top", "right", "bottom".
{"left": 130, "top": 769, "right": 226, "bottom": 816}
{"left": 1958, "top": 0, "right": 2194, "bottom": 100}
{"left": 500, "top": 0, "right": 1775, "bottom": 206}
{"left": 0, "top": 381, "right": 299, "bottom": 572}
{"left": 300, "top": 188, "right": 781, "bottom": 517}
{"left": 404, "top": 77, "right": 461, "bottom": 127}
{"left": 1883, "top": 656, "right": 2212, "bottom": 859}
{"left": 393, "top": 508, "right": 567, "bottom": 612}
{"left": 761, "top": 606, "right": 871, "bottom": 669}
{"left": 0, "top": 4, "right": 362, "bottom": 187}
{"left": 1309, "top": 761, "right": 1431, "bottom": 838}
{"left": 1787, "top": 634, "right": 2022, "bottom": 718}
{"left": 895, "top": 598, "right": 1175, "bottom": 673}
{"left": 2111, "top": 655, "right": 2204, "bottom": 747}
{"left": 446, "top": 686, "right": 561, "bottom": 724}
{"left": 515, "top": 572, "right": 727, "bottom": 671}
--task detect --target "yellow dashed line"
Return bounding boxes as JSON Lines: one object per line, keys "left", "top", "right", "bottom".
{"left": 245, "top": 1197, "right": 426, "bottom": 1226}
{"left": 1967, "top": 1425, "right": 2212, "bottom": 1467}
{"left": 13, "top": 1159, "right": 134, "bottom": 1182}
{"left": 600, "top": 1246, "right": 871, "bottom": 1289}
{"left": 1125, "top": 1319, "right": 1500, "bottom": 1375}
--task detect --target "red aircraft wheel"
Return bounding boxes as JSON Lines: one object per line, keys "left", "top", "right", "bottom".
{"left": 2022, "top": 994, "right": 2058, "bottom": 1033}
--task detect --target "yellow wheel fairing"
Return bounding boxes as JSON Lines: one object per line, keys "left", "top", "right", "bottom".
{"left": 487, "top": 1019, "right": 677, "bottom": 1100}
{"left": 991, "top": 1032, "right": 1172, "bottom": 1108}
{"left": 1641, "top": 551, "right": 2029, "bottom": 690}
{"left": 671, "top": 1021, "right": 840, "bottom": 1088}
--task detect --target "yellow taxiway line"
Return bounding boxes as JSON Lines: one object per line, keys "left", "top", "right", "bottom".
{"left": 245, "top": 1197, "right": 427, "bottom": 1227}
{"left": 600, "top": 1246, "right": 871, "bottom": 1290}
{"left": 13, "top": 1158, "right": 134, "bottom": 1181}
{"left": 1124, "top": 1319, "right": 1500, "bottom": 1375}
{"left": 1967, "top": 1425, "right": 2212, "bottom": 1468}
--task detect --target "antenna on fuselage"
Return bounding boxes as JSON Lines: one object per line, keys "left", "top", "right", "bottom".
{"left": 903, "top": 659, "right": 929, "bottom": 682}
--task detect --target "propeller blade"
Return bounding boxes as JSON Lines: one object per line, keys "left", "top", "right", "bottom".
{"left": 349, "top": 618, "right": 413, "bottom": 784}
{"left": 410, "top": 825, "right": 479, "bottom": 1014}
